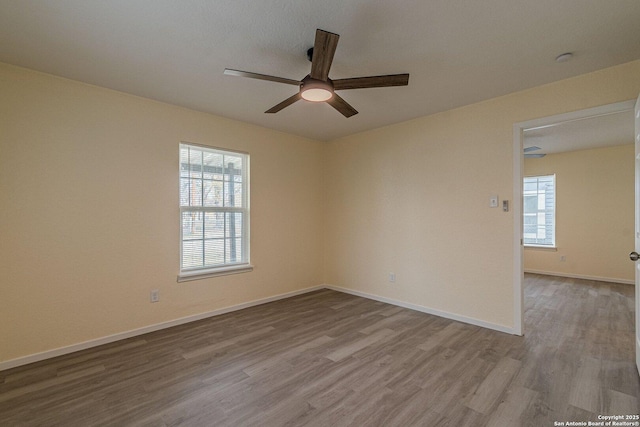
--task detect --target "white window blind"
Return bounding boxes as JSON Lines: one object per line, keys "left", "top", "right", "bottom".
{"left": 523, "top": 174, "right": 555, "bottom": 247}
{"left": 179, "top": 143, "right": 249, "bottom": 277}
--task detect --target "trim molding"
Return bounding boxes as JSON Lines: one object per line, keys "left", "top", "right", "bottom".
{"left": 513, "top": 120, "right": 524, "bottom": 336}
{"left": 324, "top": 284, "right": 515, "bottom": 335}
{"left": 0, "top": 285, "right": 324, "bottom": 372}
{"left": 524, "top": 269, "right": 634, "bottom": 285}
{"left": 177, "top": 264, "right": 254, "bottom": 282}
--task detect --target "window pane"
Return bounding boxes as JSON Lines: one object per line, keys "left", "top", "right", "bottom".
{"left": 213, "top": 154, "right": 224, "bottom": 180}
{"left": 202, "top": 151, "right": 222, "bottom": 180}
{"left": 223, "top": 181, "right": 243, "bottom": 207}
{"left": 225, "top": 238, "right": 243, "bottom": 263}
{"left": 538, "top": 176, "right": 554, "bottom": 186}
{"left": 182, "top": 240, "right": 203, "bottom": 268}
{"left": 225, "top": 212, "right": 243, "bottom": 237}
{"left": 189, "top": 179, "right": 203, "bottom": 206}
{"left": 180, "top": 147, "right": 190, "bottom": 178}
{"left": 189, "top": 150, "right": 202, "bottom": 178}
{"left": 523, "top": 215, "right": 537, "bottom": 226}
{"left": 233, "top": 185, "right": 243, "bottom": 207}
{"left": 203, "top": 180, "right": 223, "bottom": 207}
{"left": 204, "top": 239, "right": 225, "bottom": 266}
{"left": 204, "top": 212, "right": 224, "bottom": 239}
{"left": 179, "top": 178, "right": 190, "bottom": 206}
{"left": 224, "top": 155, "right": 242, "bottom": 179}
{"left": 229, "top": 212, "right": 244, "bottom": 237}
{"left": 524, "top": 195, "right": 537, "bottom": 213}
{"left": 182, "top": 211, "right": 203, "bottom": 240}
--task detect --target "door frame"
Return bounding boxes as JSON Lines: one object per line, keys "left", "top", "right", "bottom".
{"left": 512, "top": 99, "right": 636, "bottom": 336}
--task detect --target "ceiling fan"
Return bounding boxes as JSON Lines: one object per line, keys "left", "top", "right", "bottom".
{"left": 524, "top": 146, "right": 546, "bottom": 158}
{"left": 224, "top": 29, "right": 410, "bottom": 118}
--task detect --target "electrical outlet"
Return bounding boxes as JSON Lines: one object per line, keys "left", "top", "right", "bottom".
{"left": 389, "top": 272, "right": 396, "bottom": 283}
{"left": 150, "top": 289, "right": 159, "bottom": 303}
{"left": 560, "top": 255, "right": 566, "bottom": 262}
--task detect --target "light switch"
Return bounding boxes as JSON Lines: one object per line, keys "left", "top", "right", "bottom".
{"left": 489, "top": 195, "right": 499, "bottom": 208}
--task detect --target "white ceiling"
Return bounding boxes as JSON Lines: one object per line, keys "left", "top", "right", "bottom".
{"left": 1, "top": 0, "right": 639, "bottom": 141}
{"left": 524, "top": 110, "right": 635, "bottom": 155}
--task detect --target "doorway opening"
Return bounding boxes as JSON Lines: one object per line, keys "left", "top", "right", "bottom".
{"left": 512, "top": 99, "right": 636, "bottom": 335}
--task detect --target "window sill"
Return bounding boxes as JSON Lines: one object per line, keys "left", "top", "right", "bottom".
{"left": 177, "top": 264, "right": 254, "bottom": 282}
{"left": 524, "top": 245, "right": 557, "bottom": 252}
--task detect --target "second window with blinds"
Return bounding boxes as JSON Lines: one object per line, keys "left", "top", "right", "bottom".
{"left": 178, "top": 143, "right": 251, "bottom": 281}
{"left": 523, "top": 174, "right": 556, "bottom": 247}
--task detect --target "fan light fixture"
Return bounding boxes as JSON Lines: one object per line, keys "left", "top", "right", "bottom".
{"left": 301, "top": 87, "right": 333, "bottom": 102}
{"left": 300, "top": 78, "right": 334, "bottom": 102}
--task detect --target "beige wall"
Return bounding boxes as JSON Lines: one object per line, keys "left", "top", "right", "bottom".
{"left": 0, "top": 63, "right": 325, "bottom": 363}
{"left": 524, "top": 145, "right": 634, "bottom": 283}
{"left": 2, "top": 59, "right": 640, "bottom": 365}
{"left": 324, "top": 60, "right": 640, "bottom": 330}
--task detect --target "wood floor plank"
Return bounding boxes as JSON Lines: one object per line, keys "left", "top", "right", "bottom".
{"left": 417, "top": 322, "right": 463, "bottom": 351}
{"left": 605, "top": 389, "right": 639, "bottom": 414}
{"left": 242, "top": 335, "right": 333, "bottom": 377}
{"left": 0, "top": 364, "right": 106, "bottom": 404}
{"left": 568, "top": 356, "right": 603, "bottom": 413}
{"left": 324, "top": 328, "right": 396, "bottom": 362}
{"left": 466, "top": 356, "right": 522, "bottom": 414}
{"left": 0, "top": 273, "right": 638, "bottom": 425}
{"left": 485, "top": 386, "right": 538, "bottom": 427}
{"left": 181, "top": 326, "right": 276, "bottom": 359}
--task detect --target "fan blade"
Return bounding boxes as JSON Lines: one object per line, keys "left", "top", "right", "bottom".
{"left": 327, "top": 94, "right": 358, "bottom": 118}
{"left": 523, "top": 146, "right": 541, "bottom": 153}
{"left": 524, "top": 153, "right": 546, "bottom": 158}
{"left": 265, "top": 93, "right": 301, "bottom": 113}
{"left": 310, "top": 29, "right": 339, "bottom": 81}
{"left": 332, "top": 74, "right": 409, "bottom": 90}
{"left": 224, "top": 69, "right": 301, "bottom": 86}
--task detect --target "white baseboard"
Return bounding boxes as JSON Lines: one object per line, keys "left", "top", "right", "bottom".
{"left": 1, "top": 283, "right": 520, "bottom": 372}
{"left": 524, "top": 269, "right": 634, "bottom": 285}
{"left": 0, "top": 285, "right": 325, "bottom": 372}
{"left": 324, "top": 284, "right": 515, "bottom": 335}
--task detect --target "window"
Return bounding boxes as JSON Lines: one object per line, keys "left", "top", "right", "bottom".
{"left": 179, "top": 143, "right": 250, "bottom": 281}
{"left": 523, "top": 175, "right": 555, "bottom": 247}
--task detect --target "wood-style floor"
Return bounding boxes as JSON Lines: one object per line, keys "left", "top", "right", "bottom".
{"left": 1, "top": 274, "right": 638, "bottom": 426}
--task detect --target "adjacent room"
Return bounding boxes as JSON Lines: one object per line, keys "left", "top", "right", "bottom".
{"left": 1, "top": 1, "right": 640, "bottom": 425}
{"left": 523, "top": 110, "right": 636, "bottom": 285}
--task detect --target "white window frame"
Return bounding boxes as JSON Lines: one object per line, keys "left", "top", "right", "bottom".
{"left": 178, "top": 143, "right": 251, "bottom": 282}
{"left": 523, "top": 174, "right": 556, "bottom": 248}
